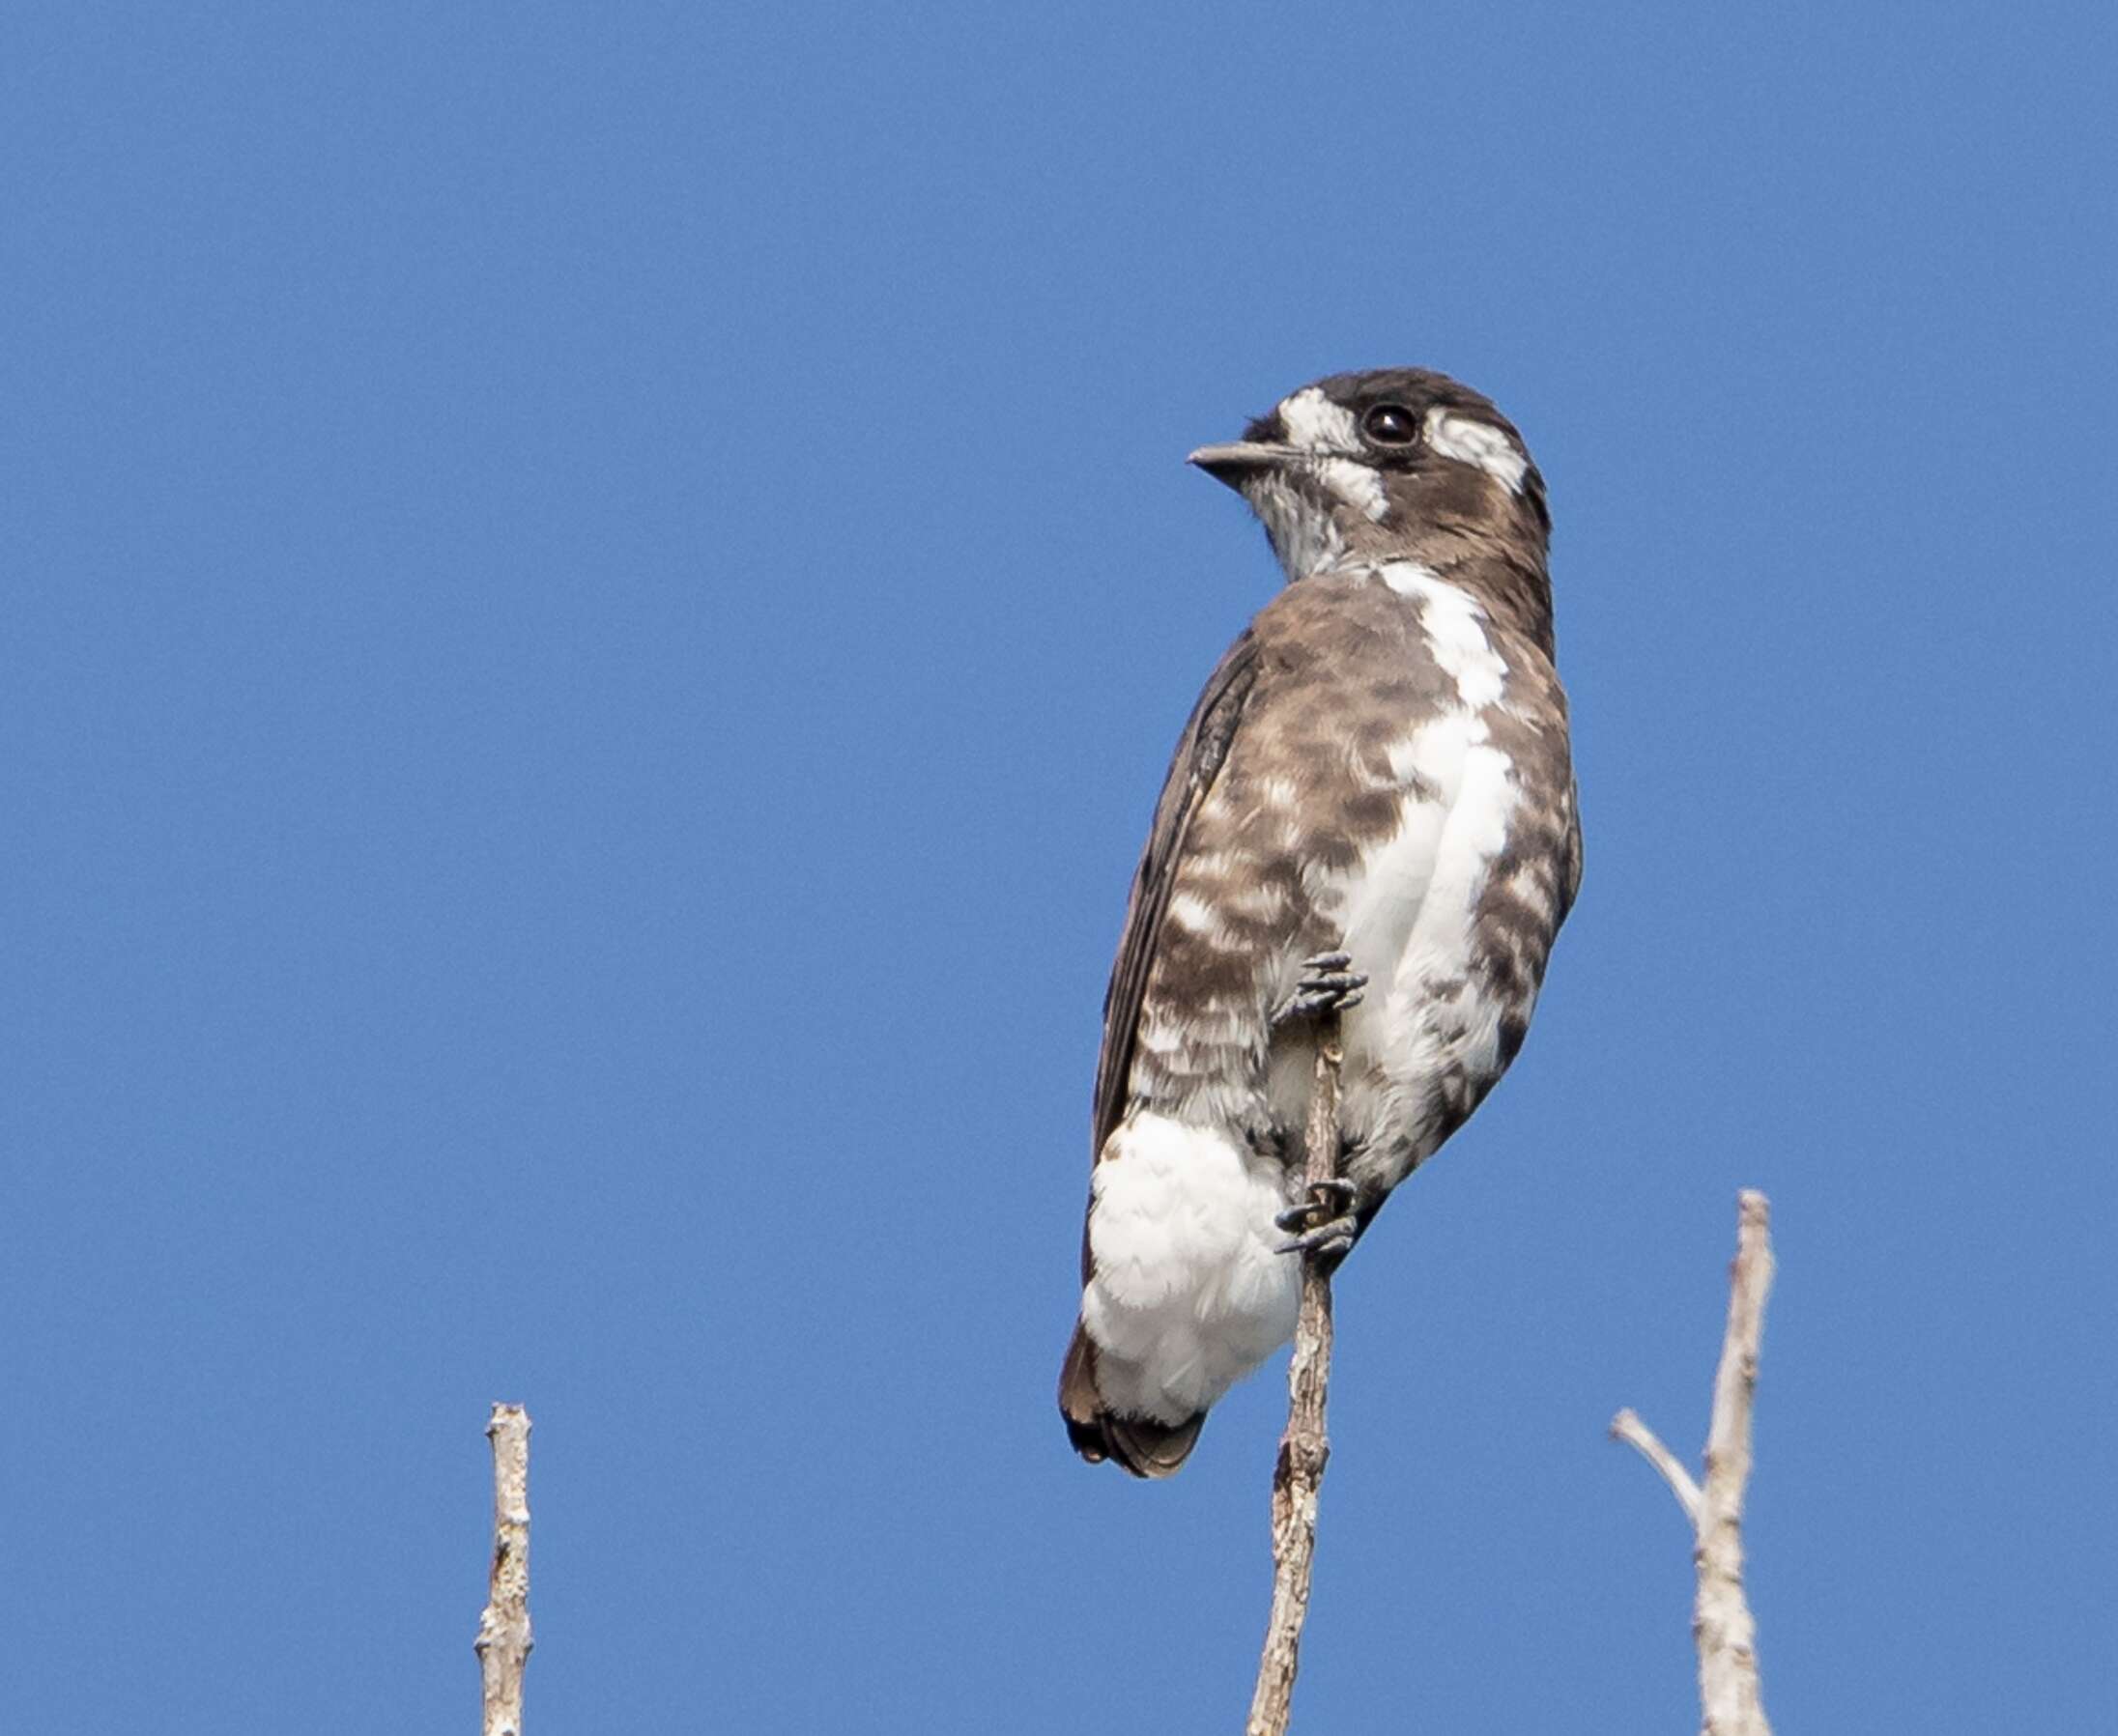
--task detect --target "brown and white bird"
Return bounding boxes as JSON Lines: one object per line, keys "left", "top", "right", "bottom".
{"left": 1059, "top": 368, "right": 1581, "bottom": 1476}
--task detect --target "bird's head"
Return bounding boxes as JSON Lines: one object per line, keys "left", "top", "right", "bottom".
{"left": 1189, "top": 368, "right": 1549, "bottom": 584}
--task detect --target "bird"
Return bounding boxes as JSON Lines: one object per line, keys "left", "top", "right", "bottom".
{"left": 1058, "top": 368, "right": 1582, "bottom": 1477}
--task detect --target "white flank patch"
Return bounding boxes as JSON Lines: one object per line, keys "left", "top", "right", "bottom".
{"left": 1313, "top": 709, "right": 1480, "bottom": 1067}
{"left": 1262, "top": 628, "right": 1526, "bottom": 1190}
{"left": 1288, "top": 707, "right": 1522, "bottom": 1183}
{"left": 1423, "top": 410, "right": 1528, "bottom": 493}
{"left": 1082, "top": 1113, "right": 1301, "bottom": 1426}
{"left": 1374, "top": 724, "right": 1518, "bottom": 1098}
{"left": 1379, "top": 563, "right": 1509, "bottom": 707}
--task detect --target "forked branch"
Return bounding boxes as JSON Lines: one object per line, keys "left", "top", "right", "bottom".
{"left": 1610, "top": 1190, "right": 1775, "bottom": 1736}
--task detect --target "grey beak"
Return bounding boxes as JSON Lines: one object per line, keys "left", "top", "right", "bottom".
{"left": 1187, "top": 441, "right": 1301, "bottom": 491}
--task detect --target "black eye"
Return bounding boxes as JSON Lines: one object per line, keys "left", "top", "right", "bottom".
{"left": 1361, "top": 403, "right": 1418, "bottom": 446}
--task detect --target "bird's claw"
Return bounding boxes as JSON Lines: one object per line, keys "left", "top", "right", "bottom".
{"left": 1276, "top": 1217, "right": 1359, "bottom": 1262}
{"left": 1272, "top": 951, "right": 1369, "bottom": 1028}
{"left": 1274, "top": 1179, "right": 1356, "bottom": 1231}
{"left": 1274, "top": 1179, "right": 1360, "bottom": 1263}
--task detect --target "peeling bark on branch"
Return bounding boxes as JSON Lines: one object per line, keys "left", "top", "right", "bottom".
{"left": 1246, "top": 1017, "right": 1342, "bottom": 1736}
{"left": 1611, "top": 1190, "right": 1775, "bottom": 1736}
{"left": 476, "top": 1404, "right": 533, "bottom": 1736}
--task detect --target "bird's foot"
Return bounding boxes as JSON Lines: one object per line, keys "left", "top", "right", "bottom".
{"left": 1271, "top": 952, "right": 1368, "bottom": 1029}
{"left": 1275, "top": 1178, "right": 1360, "bottom": 1263}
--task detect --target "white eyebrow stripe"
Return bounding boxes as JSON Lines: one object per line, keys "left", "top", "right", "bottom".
{"left": 1423, "top": 409, "right": 1528, "bottom": 494}
{"left": 1277, "top": 386, "right": 1361, "bottom": 452}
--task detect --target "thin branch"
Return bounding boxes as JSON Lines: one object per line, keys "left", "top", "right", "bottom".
{"left": 1610, "top": 1190, "right": 1775, "bottom": 1736}
{"left": 1246, "top": 1014, "right": 1343, "bottom": 1736}
{"left": 1608, "top": 1407, "right": 1702, "bottom": 1524}
{"left": 476, "top": 1404, "right": 533, "bottom": 1736}
{"left": 1696, "top": 1191, "right": 1774, "bottom": 1736}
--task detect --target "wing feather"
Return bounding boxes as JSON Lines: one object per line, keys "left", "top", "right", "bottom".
{"left": 1087, "top": 632, "right": 1260, "bottom": 1178}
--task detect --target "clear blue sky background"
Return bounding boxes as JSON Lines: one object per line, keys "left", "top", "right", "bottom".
{"left": 5, "top": 4, "right": 2113, "bottom": 1730}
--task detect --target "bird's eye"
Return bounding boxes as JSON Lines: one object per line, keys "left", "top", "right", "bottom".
{"left": 1361, "top": 403, "right": 1418, "bottom": 446}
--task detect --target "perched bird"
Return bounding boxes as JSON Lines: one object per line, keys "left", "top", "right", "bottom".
{"left": 1059, "top": 368, "right": 1582, "bottom": 1477}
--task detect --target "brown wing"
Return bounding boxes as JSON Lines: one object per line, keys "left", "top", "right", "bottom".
{"left": 1063, "top": 632, "right": 1260, "bottom": 1472}
{"left": 1087, "top": 630, "right": 1261, "bottom": 1177}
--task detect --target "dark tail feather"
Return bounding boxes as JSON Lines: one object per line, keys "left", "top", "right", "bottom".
{"left": 1059, "top": 1321, "right": 1207, "bottom": 1479}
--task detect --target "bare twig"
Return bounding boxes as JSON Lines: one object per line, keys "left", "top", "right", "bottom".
{"left": 1246, "top": 1014, "right": 1343, "bottom": 1736}
{"left": 476, "top": 1405, "right": 533, "bottom": 1736}
{"left": 1609, "top": 1407, "right": 1702, "bottom": 1523}
{"left": 1610, "top": 1190, "right": 1775, "bottom": 1736}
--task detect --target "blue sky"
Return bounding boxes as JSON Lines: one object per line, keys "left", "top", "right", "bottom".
{"left": 5, "top": 3, "right": 2114, "bottom": 1729}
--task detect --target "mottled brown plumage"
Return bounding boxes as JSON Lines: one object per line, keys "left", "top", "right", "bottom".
{"left": 1063, "top": 369, "right": 1580, "bottom": 1474}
